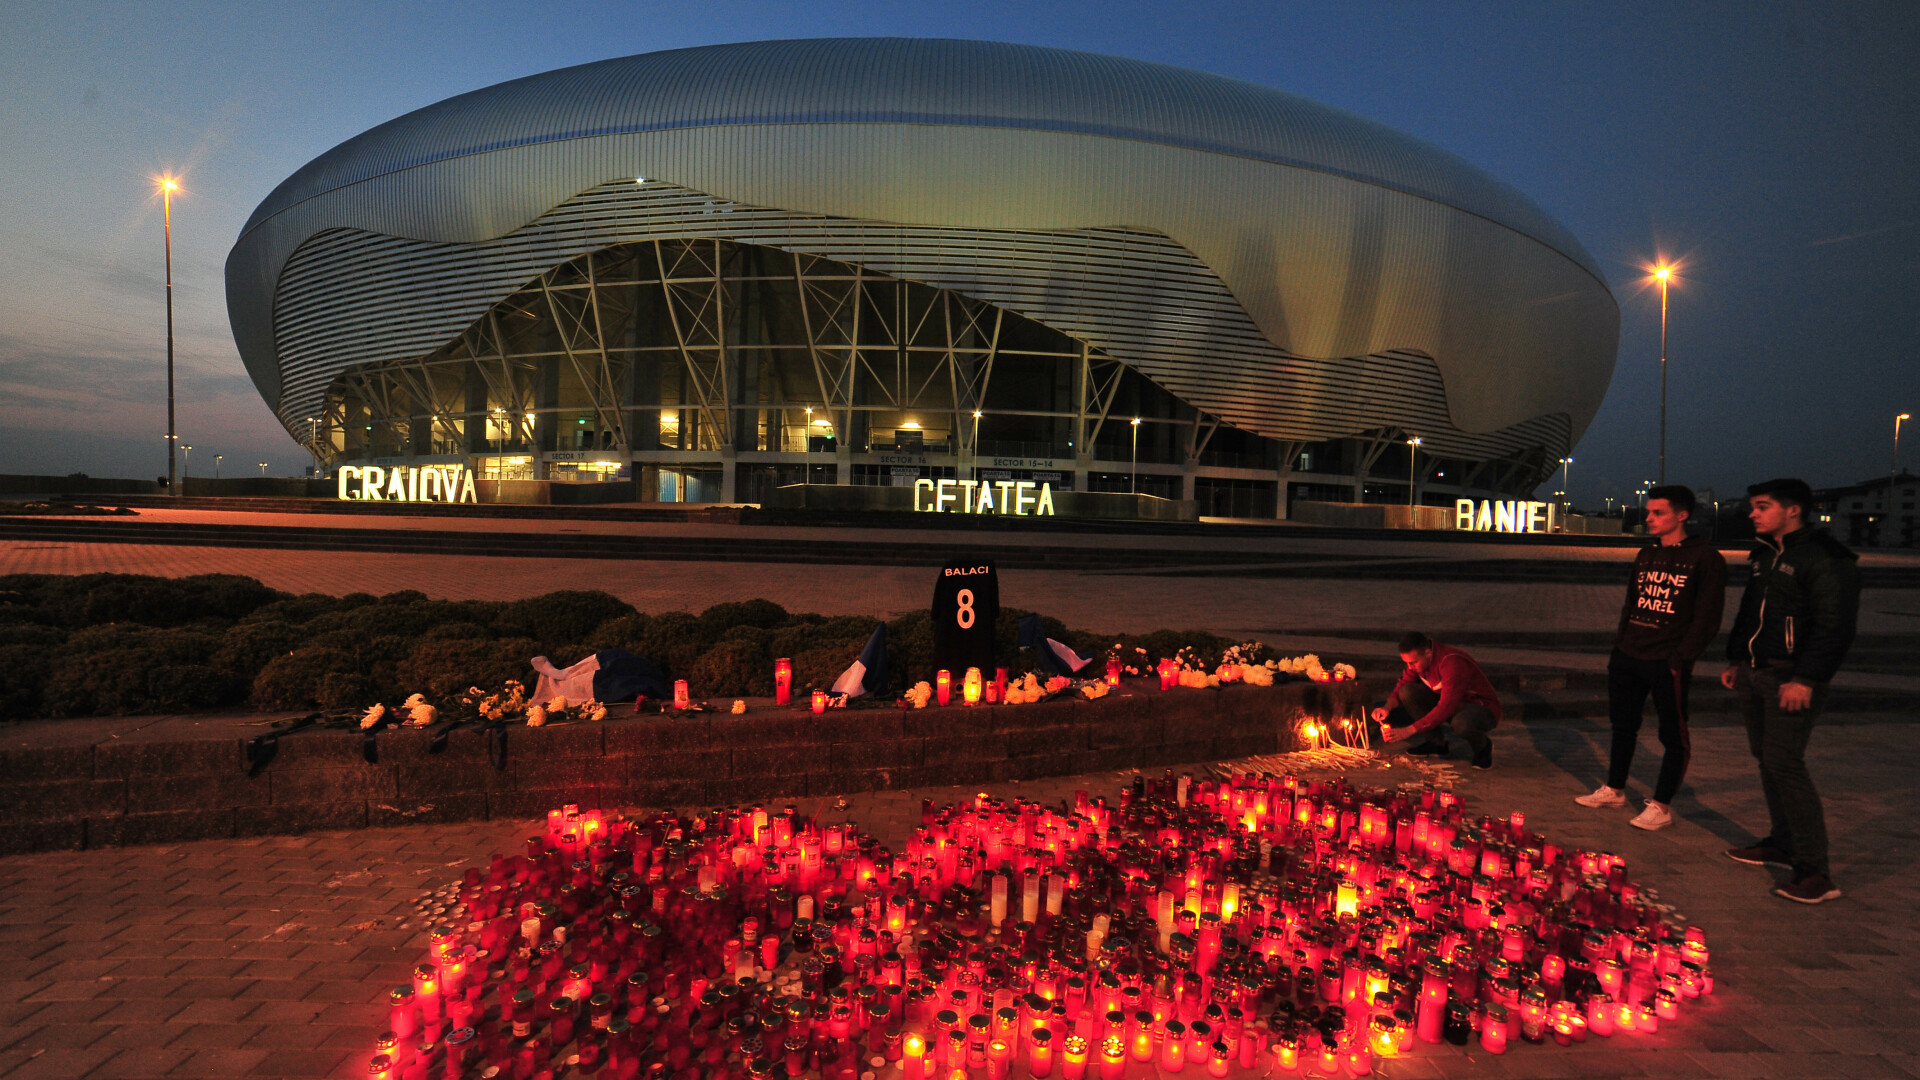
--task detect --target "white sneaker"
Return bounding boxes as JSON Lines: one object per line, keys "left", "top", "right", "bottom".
{"left": 1630, "top": 801, "right": 1673, "bottom": 831}
{"left": 1574, "top": 785, "right": 1628, "bottom": 808}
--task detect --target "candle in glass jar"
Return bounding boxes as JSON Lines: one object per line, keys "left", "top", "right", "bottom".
{"left": 811, "top": 690, "right": 828, "bottom": 715}
{"left": 1105, "top": 658, "right": 1122, "bottom": 686}
{"left": 1027, "top": 1028, "right": 1054, "bottom": 1078}
{"left": 937, "top": 669, "right": 952, "bottom": 706}
{"left": 964, "top": 666, "right": 983, "bottom": 705}
{"left": 1159, "top": 1021, "right": 1187, "bottom": 1072}
{"left": 774, "top": 658, "right": 792, "bottom": 705}
{"left": 904, "top": 1033, "right": 927, "bottom": 1080}
{"left": 1060, "top": 1034, "right": 1088, "bottom": 1080}
{"left": 1480, "top": 1008, "right": 1509, "bottom": 1054}
{"left": 673, "top": 679, "right": 690, "bottom": 709}
{"left": 1099, "top": 1035, "right": 1126, "bottom": 1079}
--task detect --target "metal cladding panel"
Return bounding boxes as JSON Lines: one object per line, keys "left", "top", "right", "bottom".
{"left": 229, "top": 39, "right": 1617, "bottom": 454}
{"left": 271, "top": 181, "right": 1567, "bottom": 461}
{"left": 241, "top": 38, "right": 1589, "bottom": 268}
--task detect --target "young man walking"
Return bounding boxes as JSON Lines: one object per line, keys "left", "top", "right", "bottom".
{"left": 1722, "top": 478, "right": 1859, "bottom": 905}
{"left": 1575, "top": 485, "right": 1726, "bottom": 829}
{"left": 1372, "top": 632, "right": 1501, "bottom": 769}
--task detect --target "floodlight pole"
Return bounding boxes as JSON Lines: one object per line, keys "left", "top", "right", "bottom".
{"left": 163, "top": 181, "right": 177, "bottom": 494}
{"left": 1658, "top": 273, "right": 1669, "bottom": 484}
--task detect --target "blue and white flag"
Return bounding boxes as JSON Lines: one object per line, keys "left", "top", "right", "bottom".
{"left": 830, "top": 623, "right": 889, "bottom": 698}
{"left": 1018, "top": 612, "right": 1093, "bottom": 677}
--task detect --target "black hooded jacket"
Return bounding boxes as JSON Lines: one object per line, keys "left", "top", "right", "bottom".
{"left": 1726, "top": 527, "right": 1860, "bottom": 684}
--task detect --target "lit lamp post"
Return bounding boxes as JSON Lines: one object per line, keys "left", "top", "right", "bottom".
{"left": 215, "top": 454, "right": 223, "bottom": 479}
{"left": 157, "top": 175, "right": 181, "bottom": 494}
{"left": 972, "top": 409, "right": 983, "bottom": 485}
{"left": 1560, "top": 456, "right": 1574, "bottom": 514}
{"left": 1649, "top": 262, "right": 1676, "bottom": 483}
{"left": 181, "top": 444, "right": 192, "bottom": 482}
{"left": 258, "top": 462, "right": 269, "bottom": 477}
{"left": 1130, "top": 417, "right": 1141, "bottom": 494}
{"left": 1895, "top": 413, "right": 1911, "bottom": 499}
{"left": 1406, "top": 436, "right": 1422, "bottom": 508}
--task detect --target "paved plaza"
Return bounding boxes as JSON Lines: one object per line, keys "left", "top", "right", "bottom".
{"left": 1, "top": 715, "right": 1915, "bottom": 1080}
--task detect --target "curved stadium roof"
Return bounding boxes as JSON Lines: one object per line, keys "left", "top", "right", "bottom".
{"left": 228, "top": 37, "right": 1618, "bottom": 456}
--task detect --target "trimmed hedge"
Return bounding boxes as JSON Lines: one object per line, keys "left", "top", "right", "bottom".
{"left": 0, "top": 572, "right": 1252, "bottom": 719}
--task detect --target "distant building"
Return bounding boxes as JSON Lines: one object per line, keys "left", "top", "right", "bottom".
{"left": 1815, "top": 473, "right": 1918, "bottom": 548}
{"left": 227, "top": 38, "right": 1618, "bottom": 516}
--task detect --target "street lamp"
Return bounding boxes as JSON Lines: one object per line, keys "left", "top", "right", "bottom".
{"left": 971, "top": 410, "right": 983, "bottom": 484}
{"left": 1130, "top": 417, "right": 1141, "bottom": 495}
{"left": 258, "top": 462, "right": 269, "bottom": 477}
{"left": 181, "top": 444, "right": 192, "bottom": 481}
{"left": 1648, "top": 262, "right": 1676, "bottom": 483}
{"left": 215, "top": 454, "right": 223, "bottom": 479}
{"left": 157, "top": 175, "right": 181, "bottom": 494}
{"left": 1406, "top": 437, "right": 1422, "bottom": 508}
{"left": 1895, "top": 413, "right": 1911, "bottom": 500}
{"left": 1559, "top": 456, "right": 1574, "bottom": 514}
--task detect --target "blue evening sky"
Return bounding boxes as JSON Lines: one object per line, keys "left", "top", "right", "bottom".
{"left": 1, "top": 1, "right": 1914, "bottom": 505}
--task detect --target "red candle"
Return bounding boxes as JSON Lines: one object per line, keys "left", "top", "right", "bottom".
{"left": 1105, "top": 658, "right": 1122, "bottom": 686}
{"left": 812, "top": 690, "right": 828, "bottom": 715}
{"left": 673, "top": 679, "right": 690, "bottom": 709}
{"left": 1060, "top": 1034, "right": 1088, "bottom": 1080}
{"left": 1027, "top": 1028, "right": 1054, "bottom": 1078}
{"left": 904, "top": 1032, "right": 927, "bottom": 1080}
{"left": 937, "top": 669, "right": 952, "bottom": 706}
{"left": 775, "top": 658, "right": 792, "bottom": 705}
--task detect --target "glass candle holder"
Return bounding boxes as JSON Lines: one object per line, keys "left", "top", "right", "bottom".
{"left": 812, "top": 690, "right": 828, "bottom": 715}
{"left": 774, "top": 659, "right": 792, "bottom": 705}
{"left": 936, "top": 669, "right": 952, "bottom": 706}
{"left": 673, "top": 679, "right": 691, "bottom": 709}
{"left": 964, "top": 667, "right": 983, "bottom": 706}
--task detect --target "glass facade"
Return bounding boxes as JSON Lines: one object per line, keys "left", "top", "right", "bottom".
{"left": 312, "top": 238, "right": 1554, "bottom": 514}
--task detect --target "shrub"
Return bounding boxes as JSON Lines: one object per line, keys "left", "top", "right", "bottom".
{"left": 689, "top": 639, "right": 772, "bottom": 697}
{"left": 252, "top": 647, "right": 358, "bottom": 710}
{"left": 586, "top": 614, "right": 651, "bottom": 653}
{"left": 316, "top": 672, "right": 381, "bottom": 714}
{"left": 634, "top": 612, "right": 708, "bottom": 678}
{"left": 697, "top": 600, "right": 788, "bottom": 639}
{"left": 211, "top": 620, "right": 307, "bottom": 680}
{"left": 41, "top": 650, "right": 155, "bottom": 716}
{"left": 0, "top": 642, "right": 50, "bottom": 716}
{"left": 394, "top": 638, "right": 541, "bottom": 703}
{"left": 145, "top": 665, "right": 247, "bottom": 712}
{"left": 420, "top": 621, "right": 496, "bottom": 642}
{"left": 495, "top": 591, "right": 636, "bottom": 649}
{"left": 239, "top": 593, "right": 343, "bottom": 626}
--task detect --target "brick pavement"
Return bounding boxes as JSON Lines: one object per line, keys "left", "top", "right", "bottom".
{"left": 1, "top": 717, "right": 1913, "bottom": 1079}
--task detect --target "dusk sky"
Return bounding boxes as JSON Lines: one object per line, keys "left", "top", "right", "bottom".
{"left": 2, "top": 2, "right": 1915, "bottom": 506}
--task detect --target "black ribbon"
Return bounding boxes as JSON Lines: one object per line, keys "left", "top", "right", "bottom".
{"left": 245, "top": 713, "right": 320, "bottom": 777}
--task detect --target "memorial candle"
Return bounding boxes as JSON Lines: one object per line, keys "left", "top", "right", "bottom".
{"left": 904, "top": 1032, "right": 927, "bottom": 1080}
{"left": 1105, "top": 658, "right": 1122, "bottom": 686}
{"left": 673, "top": 679, "right": 690, "bottom": 709}
{"left": 991, "top": 874, "right": 1009, "bottom": 927}
{"left": 774, "top": 658, "right": 792, "bottom": 705}
{"left": 812, "top": 690, "right": 828, "bottom": 715}
{"left": 1098, "top": 1035, "right": 1126, "bottom": 1080}
{"left": 937, "top": 669, "right": 952, "bottom": 706}
{"left": 1061, "top": 1034, "right": 1088, "bottom": 1080}
{"left": 1160, "top": 1021, "right": 1187, "bottom": 1072}
{"left": 1027, "top": 1028, "right": 1054, "bottom": 1078}
{"left": 1481, "top": 1007, "right": 1509, "bottom": 1054}
{"left": 964, "top": 667, "right": 984, "bottom": 705}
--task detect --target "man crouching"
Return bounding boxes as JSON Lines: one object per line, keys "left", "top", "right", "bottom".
{"left": 1371, "top": 632, "right": 1502, "bottom": 769}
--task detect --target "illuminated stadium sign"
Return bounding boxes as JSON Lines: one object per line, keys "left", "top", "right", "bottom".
{"left": 336, "top": 464, "right": 477, "bottom": 503}
{"left": 914, "top": 478, "right": 1056, "bottom": 516}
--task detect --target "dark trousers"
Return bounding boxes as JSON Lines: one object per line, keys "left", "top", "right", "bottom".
{"left": 1388, "top": 680, "right": 1495, "bottom": 752}
{"left": 1735, "top": 666, "right": 1830, "bottom": 877}
{"left": 1605, "top": 650, "right": 1693, "bottom": 804}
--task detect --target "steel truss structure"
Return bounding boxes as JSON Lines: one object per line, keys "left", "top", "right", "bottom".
{"left": 315, "top": 238, "right": 1560, "bottom": 508}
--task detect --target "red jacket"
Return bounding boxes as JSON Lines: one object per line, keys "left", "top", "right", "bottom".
{"left": 1389, "top": 643, "right": 1502, "bottom": 734}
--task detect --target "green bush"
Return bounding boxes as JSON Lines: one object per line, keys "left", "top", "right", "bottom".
{"left": 3, "top": 571, "right": 1278, "bottom": 719}
{"left": 0, "top": 642, "right": 50, "bottom": 716}
{"left": 394, "top": 638, "right": 540, "bottom": 702}
{"left": 145, "top": 665, "right": 247, "bottom": 712}
{"left": 211, "top": 620, "right": 307, "bottom": 680}
{"left": 587, "top": 614, "right": 652, "bottom": 653}
{"left": 689, "top": 639, "right": 772, "bottom": 697}
{"left": 317, "top": 671, "right": 381, "bottom": 714}
{"left": 252, "top": 646, "right": 358, "bottom": 710}
{"left": 495, "top": 591, "right": 636, "bottom": 648}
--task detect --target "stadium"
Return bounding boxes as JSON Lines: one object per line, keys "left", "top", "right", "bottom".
{"left": 226, "top": 38, "right": 1618, "bottom": 518}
